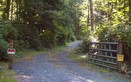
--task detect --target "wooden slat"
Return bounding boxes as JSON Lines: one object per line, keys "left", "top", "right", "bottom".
{"left": 89, "top": 53, "right": 117, "bottom": 59}
{"left": 89, "top": 48, "right": 118, "bottom": 52}
{"left": 88, "top": 61, "right": 117, "bottom": 70}
{"left": 90, "top": 58, "right": 117, "bottom": 65}
{"left": 89, "top": 42, "right": 119, "bottom": 70}
{"left": 90, "top": 42, "right": 118, "bottom": 44}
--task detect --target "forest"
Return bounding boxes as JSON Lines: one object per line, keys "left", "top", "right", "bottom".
{"left": 0, "top": 0, "right": 131, "bottom": 72}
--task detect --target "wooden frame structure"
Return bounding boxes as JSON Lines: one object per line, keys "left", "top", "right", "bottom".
{"left": 89, "top": 42, "right": 123, "bottom": 70}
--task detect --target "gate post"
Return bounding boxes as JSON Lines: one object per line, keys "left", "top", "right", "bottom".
{"left": 117, "top": 43, "right": 124, "bottom": 72}
{"left": 8, "top": 40, "right": 15, "bottom": 69}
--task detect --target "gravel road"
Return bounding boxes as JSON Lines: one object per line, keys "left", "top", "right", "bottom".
{"left": 13, "top": 41, "right": 131, "bottom": 82}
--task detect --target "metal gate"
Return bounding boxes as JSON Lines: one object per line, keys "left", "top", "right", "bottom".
{"left": 88, "top": 42, "right": 122, "bottom": 70}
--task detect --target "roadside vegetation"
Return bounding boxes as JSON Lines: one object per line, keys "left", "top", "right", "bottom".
{"left": 67, "top": 44, "right": 130, "bottom": 79}
{"left": 0, "top": 0, "right": 131, "bottom": 81}
{"left": 0, "top": 45, "right": 67, "bottom": 82}
{"left": 0, "top": 68, "right": 17, "bottom": 82}
{"left": 0, "top": 49, "right": 46, "bottom": 82}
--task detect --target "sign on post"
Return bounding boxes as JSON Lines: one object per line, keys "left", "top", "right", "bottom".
{"left": 7, "top": 48, "right": 16, "bottom": 55}
{"left": 117, "top": 54, "right": 124, "bottom": 62}
{"left": 8, "top": 39, "right": 15, "bottom": 69}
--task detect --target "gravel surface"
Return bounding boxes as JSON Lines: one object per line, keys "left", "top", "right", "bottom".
{"left": 13, "top": 41, "right": 131, "bottom": 82}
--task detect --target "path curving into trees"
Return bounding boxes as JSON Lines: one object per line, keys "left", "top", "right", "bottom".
{"left": 13, "top": 41, "right": 130, "bottom": 82}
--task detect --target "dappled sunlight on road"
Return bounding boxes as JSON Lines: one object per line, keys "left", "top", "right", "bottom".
{"left": 70, "top": 75, "right": 95, "bottom": 82}
{"left": 16, "top": 73, "right": 95, "bottom": 82}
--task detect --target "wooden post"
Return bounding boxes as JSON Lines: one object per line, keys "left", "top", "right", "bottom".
{"left": 8, "top": 40, "right": 14, "bottom": 69}
{"left": 117, "top": 43, "right": 124, "bottom": 72}
{"left": 8, "top": 54, "right": 13, "bottom": 69}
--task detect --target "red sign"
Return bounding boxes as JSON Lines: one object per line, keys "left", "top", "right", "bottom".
{"left": 7, "top": 48, "right": 16, "bottom": 54}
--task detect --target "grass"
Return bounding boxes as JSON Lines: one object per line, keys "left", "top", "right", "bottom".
{"left": 68, "top": 52, "right": 89, "bottom": 61}
{"left": 0, "top": 78, "right": 16, "bottom": 82}
{"left": 67, "top": 50, "right": 111, "bottom": 73}
{"left": 0, "top": 69, "right": 17, "bottom": 82}
{"left": 0, "top": 59, "right": 17, "bottom": 82}
{"left": 14, "top": 45, "right": 66, "bottom": 59}
{"left": 14, "top": 49, "right": 47, "bottom": 61}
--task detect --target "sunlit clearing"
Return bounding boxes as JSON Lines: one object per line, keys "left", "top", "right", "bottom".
{"left": 80, "top": 55, "right": 87, "bottom": 58}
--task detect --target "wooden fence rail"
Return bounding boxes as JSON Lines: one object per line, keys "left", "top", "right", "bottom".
{"left": 88, "top": 42, "right": 123, "bottom": 70}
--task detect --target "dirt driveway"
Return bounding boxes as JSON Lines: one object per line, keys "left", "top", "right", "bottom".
{"left": 13, "top": 41, "right": 131, "bottom": 82}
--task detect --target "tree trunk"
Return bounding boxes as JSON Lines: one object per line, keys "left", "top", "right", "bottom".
{"left": 11, "top": 0, "right": 14, "bottom": 22}
{"left": 89, "top": 0, "right": 93, "bottom": 30}
{"left": 87, "top": 5, "right": 90, "bottom": 26}
{"left": 72, "top": 13, "right": 81, "bottom": 39}
{"left": 129, "top": 0, "right": 131, "bottom": 25}
{"left": 15, "top": 0, "right": 19, "bottom": 21}
{"left": 2, "top": 0, "right": 11, "bottom": 19}
{"left": 108, "top": 2, "right": 113, "bottom": 26}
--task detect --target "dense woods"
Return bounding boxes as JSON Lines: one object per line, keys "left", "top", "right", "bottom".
{"left": 0, "top": 0, "right": 83, "bottom": 51}
{"left": 0, "top": 0, "right": 131, "bottom": 69}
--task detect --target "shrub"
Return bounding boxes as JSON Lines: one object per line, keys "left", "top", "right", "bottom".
{"left": 95, "top": 24, "right": 131, "bottom": 65}
{"left": 0, "top": 34, "right": 9, "bottom": 59}
{"left": 79, "top": 38, "right": 90, "bottom": 53}
{"left": 14, "top": 40, "right": 30, "bottom": 50}
{"left": 0, "top": 20, "right": 17, "bottom": 59}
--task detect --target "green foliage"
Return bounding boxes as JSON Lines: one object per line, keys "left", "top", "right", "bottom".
{"left": 79, "top": 38, "right": 90, "bottom": 53}
{"left": 95, "top": 24, "right": 111, "bottom": 42}
{"left": 14, "top": 40, "right": 30, "bottom": 50}
{"left": 95, "top": 24, "right": 131, "bottom": 62}
{"left": 93, "top": 0, "right": 129, "bottom": 27}
{"left": 0, "top": 20, "right": 13, "bottom": 59}
{"left": 16, "top": 0, "right": 70, "bottom": 48}
{"left": 0, "top": 34, "right": 9, "bottom": 59}
{"left": 95, "top": 24, "right": 131, "bottom": 44}
{"left": 0, "top": 20, "right": 17, "bottom": 40}
{"left": 10, "top": 0, "right": 84, "bottom": 49}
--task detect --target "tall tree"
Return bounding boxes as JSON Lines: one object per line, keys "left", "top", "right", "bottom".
{"left": 2, "top": 0, "right": 11, "bottom": 19}
{"left": 87, "top": 5, "right": 90, "bottom": 27}
{"left": 89, "top": 0, "right": 93, "bottom": 30}
{"left": 129, "top": 0, "right": 131, "bottom": 24}
{"left": 11, "top": 0, "right": 14, "bottom": 22}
